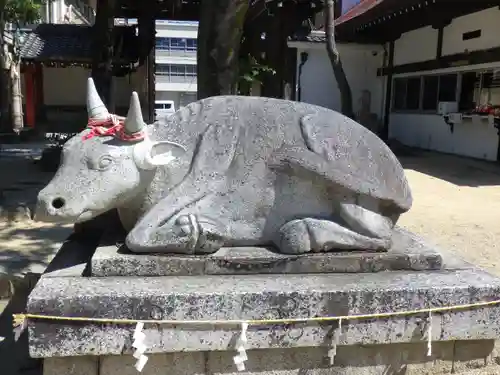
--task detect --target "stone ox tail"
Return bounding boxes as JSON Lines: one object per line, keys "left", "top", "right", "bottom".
{"left": 34, "top": 77, "right": 412, "bottom": 255}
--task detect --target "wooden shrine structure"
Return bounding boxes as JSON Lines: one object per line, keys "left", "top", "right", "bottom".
{"left": 89, "top": 0, "right": 324, "bottom": 121}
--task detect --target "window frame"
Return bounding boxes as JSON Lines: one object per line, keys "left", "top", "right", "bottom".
{"left": 155, "top": 63, "right": 198, "bottom": 81}
{"left": 155, "top": 37, "right": 198, "bottom": 53}
{"left": 391, "top": 73, "right": 459, "bottom": 114}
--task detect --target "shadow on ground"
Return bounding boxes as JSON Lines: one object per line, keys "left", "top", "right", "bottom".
{"left": 0, "top": 224, "right": 73, "bottom": 276}
{"left": 396, "top": 148, "right": 500, "bottom": 187}
{"left": 0, "top": 280, "right": 42, "bottom": 375}
{"left": 0, "top": 148, "right": 72, "bottom": 278}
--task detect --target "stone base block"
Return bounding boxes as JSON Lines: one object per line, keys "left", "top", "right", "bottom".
{"left": 91, "top": 227, "right": 444, "bottom": 276}
{"left": 42, "top": 341, "right": 500, "bottom": 375}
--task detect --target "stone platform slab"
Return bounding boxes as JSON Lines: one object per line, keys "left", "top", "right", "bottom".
{"left": 90, "top": 227, "right": 443, "bottom": 276}
{"left": 28, "top": 267, "right": 500, "bottom": 358}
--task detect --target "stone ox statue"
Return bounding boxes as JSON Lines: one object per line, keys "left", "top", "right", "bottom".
{"left": 35, "top": 78, "right": 412, "bottom": 255}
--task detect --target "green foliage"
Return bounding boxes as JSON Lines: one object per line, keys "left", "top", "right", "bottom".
{"left": 3, "top": 0, "right": 44, "bottom": 26}
{"left": 239, "top": 54, "right": 276, "bottom": 85}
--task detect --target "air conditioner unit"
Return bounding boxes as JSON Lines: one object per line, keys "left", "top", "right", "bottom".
{"left": 448, "top": 112, "right": 463, "bottom": 124}
{"left": 438, "top": 101, "right": 458, "bottom": 115}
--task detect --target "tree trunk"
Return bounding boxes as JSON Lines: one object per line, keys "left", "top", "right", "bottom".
{"left": 324, "top": 0, "right": 354, "bottom": 120}
{"left": 10, "top": 59, "right": 23, "bottom": 133}
{"left": 0, "top": 3, "right": 10, "bottom": 132}
{"left": 91, "top": 0, "right": 115, "bottom": 112}
{"left": 197, "top": 0, "right": 249, "bottom": 99}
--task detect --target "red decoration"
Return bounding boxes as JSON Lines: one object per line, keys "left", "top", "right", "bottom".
{"left": 83, "top": 115, "right": 146, "bottom": 142}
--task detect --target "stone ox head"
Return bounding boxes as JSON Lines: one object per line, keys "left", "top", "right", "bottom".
{"left": 35, "top": 78, "right": 186, "bottom": 224}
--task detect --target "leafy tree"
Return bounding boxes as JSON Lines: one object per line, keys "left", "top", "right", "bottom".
{"left": 0, "top": 0, "right": 44, "bottom": 132}
{"left": 238, "top": 53, "right": 275, "bottom": 95}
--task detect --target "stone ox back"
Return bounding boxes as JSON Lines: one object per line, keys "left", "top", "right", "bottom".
{"left": 34, "top": 78, "right": 412, "bottom": 255}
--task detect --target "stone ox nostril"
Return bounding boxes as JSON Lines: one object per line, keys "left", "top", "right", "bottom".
{"left": 51, "top": 198, "right": 66, "bottom": 210}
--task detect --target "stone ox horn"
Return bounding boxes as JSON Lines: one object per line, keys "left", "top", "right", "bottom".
{"left": 86, "top": 77, "right": 144, "bottom": 135}
{"left": 124, "top": 91, "right": 145, "bottom": 135}
{"left": 86, "top": 77, "right": 109, "bottom": 120}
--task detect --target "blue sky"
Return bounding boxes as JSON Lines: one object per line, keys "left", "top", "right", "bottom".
{"left": 341, "top": 0, "right": 362, "bottom": 15}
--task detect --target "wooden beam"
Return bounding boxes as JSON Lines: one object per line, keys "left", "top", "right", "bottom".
{"left": 343, "top": 1, "right": 494, "bottom": 45}
{"left": 377, "top": 46, "right": 500, "bottom": 76}
{"left": 436, "top": 26, "right": 444, "bottom": 60}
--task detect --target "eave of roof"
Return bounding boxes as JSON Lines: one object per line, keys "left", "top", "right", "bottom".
{"left": 18, "top": 23, "right": 138, "bottom": 64}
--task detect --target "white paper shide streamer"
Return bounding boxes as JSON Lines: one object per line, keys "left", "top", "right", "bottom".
{"left": 427, "top": 312, "right": 433, "bottom": 357}
{"left": 233, "top": 322, "right": 249, "bottom": 371}
{"left": 327, "top": 318, "right": 342, "bottom": 365}
{"left": 13, "top": 317, "right": 28, "bottom": 342}
{"left": 133, "top": 322, "right": 149, "bottom": 372}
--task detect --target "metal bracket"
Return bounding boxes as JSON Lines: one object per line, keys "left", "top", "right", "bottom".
{"left": 443, "top": 115, "right": 454, "bottom": 133}
{"left": 494, "top": 117, "right": 500, "bottom": 136}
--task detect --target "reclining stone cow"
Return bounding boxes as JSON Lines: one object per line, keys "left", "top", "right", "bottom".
{"left": 34, "top": 78, "right": 412, "bottom": 255}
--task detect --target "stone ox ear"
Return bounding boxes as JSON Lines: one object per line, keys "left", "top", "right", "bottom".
{"left": 123, "top": 92, "right": 187, "bottom": 170}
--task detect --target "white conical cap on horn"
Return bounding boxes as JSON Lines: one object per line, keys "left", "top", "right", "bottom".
{"left": 86, "top": 77, "right": 109, "bottom": 119}
{"left": 124, "top": 91, "right": 145, "bottom": 134}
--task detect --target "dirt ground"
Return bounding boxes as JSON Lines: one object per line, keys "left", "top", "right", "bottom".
{"left": 0, "top": 147, "right": 72, "bottom": 278}
{"left": 398, "top": 150, "right": 500, "bottom": 276}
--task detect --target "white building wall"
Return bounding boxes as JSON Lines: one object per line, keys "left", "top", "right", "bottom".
{"left": 290, "top": 41, "right": 385, "bottom": 119}
{"left": 393, "top": 26, "right": 438, "bottom": 66}
{"left": 42, "top": 67, "right": 139, "bottom": 108}
{"left": 388, "top": 6, "right": 500, "bottom": 161}
{"left": 155, "top": 20, "right": 198, "bottom": 96}
{"left": 442, "top": 8, "right": 500, "bottom": 55}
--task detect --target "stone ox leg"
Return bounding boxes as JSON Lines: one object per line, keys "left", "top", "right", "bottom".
{"left": 34, "top": 78, "right": 411, "bottom": 255}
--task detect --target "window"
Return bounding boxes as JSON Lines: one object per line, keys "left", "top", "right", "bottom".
{"left": 438, "top": 74, "right": 458, "bottom": 102}
{"left": 170, "top": 65, "right": 184, "bottom": 76}
{"left": 155, "top": 64, "right": 170, "bottom": 75}
{"left": 155, "top": 37, "right": 169, "bottom": 50}
{"left": 185, "top": 65, "right": 197, "bottom": 76}
{"left": 458, "top": 70, "right": 500, "bottom": 113}
{"left": 392, "top": 74, "right": 458, "bottom": 112}
{"left": 155, "top": 37, "right": 197, "bottom": 52}
{"left": 392, "top": 77, "right": 421, "bottom": 111}
{"left": 155, "top": 64, "right": 197, "bottom": 81}
{"left": 459, "top": 72, "right": 478, "bottom": 111}
{"left": 406, "top": 77, "right": 421, "bottom": 110}
{"left": 422, "top": 76, "right": 439, "bottom": 110}
{"left": 392, "top": 78, "right": 407, "bottom": 111}
{"left": 186, "top": 39, "right": 197, "bottom": 51}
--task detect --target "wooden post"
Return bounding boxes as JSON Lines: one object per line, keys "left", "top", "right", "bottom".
{"left": 91, "top": 0, "right": 115, "bottom": 112}
{"left": 137, "top": 3, "right": 157, "bottom": 122}
{"left": 35, "top": 63, "right": 46, "bottom": 122}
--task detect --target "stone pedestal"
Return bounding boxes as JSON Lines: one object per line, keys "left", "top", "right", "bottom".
{"left": 27, "top": 228, "right": 500, "bottom": 375}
